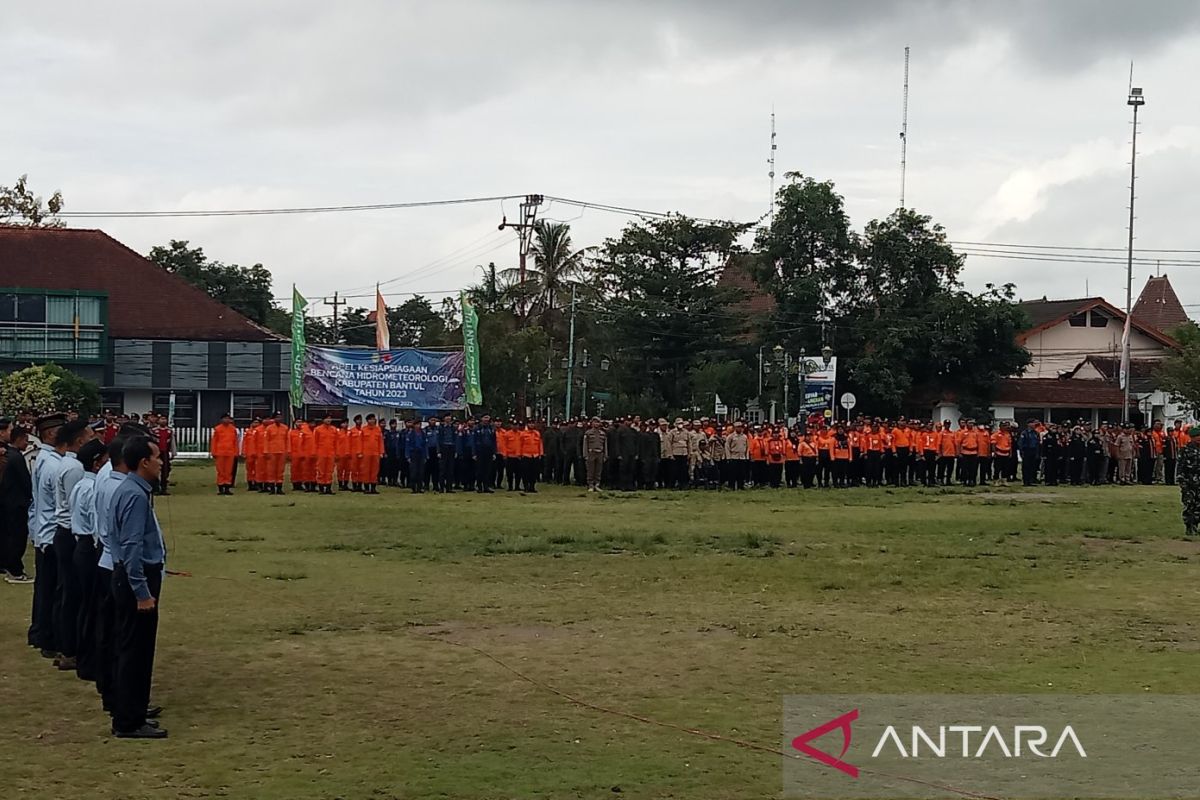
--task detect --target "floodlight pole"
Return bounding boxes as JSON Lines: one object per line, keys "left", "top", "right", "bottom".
{"left": 1123, "top": 87, "right": 1144, "bottom": 423}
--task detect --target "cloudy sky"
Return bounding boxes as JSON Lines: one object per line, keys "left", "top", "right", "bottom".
{"left": 5, "top": 0, "right": 1200, "bottom": 319}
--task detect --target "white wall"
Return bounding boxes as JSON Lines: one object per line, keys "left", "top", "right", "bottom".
{"left": 1022, "top": 318, "right": 1167, "bottom": 378}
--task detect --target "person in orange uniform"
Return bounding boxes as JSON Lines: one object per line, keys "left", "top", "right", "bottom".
{"left": 262, "top": 411, "right": 289, "bottom": 494}
{"left": 748, "top": 428, "right": 767, "bottom": 488}
{"left": 335, "top": 419, "right": 352, "bottom": 491}
{"left": 517, "top": 420, "right": 544, "bottom": 493}
{"left": 936, "top": 420, "right": 958, "bottom": 486}
{"left": 918, "top": 423, "right": 939, "bottom": 487}
{"left": 891, "top": 421, "right": 913, "bottom": 487}
{"left": 991, "top": 422, "right": 1013, "bottom": 486}
{"left": 360, "top": 413, "right": 385, "bottom": 494}
{"left": 347, "top": 414, "right": 365, "bottom": 492}
{"left": 288, "top": 420, "right": 310, "bottom": 493}
{"left": 958, "top": 421, "right": 980, "bottom": 486}
{"left": 797, "top": 432, "right": 818, "bottom": 489}
{"left": 975, "top": 422, "right": 992, "bottom": 486}
{"left": 783, "top": 429, "right": 801, "bottom": 488}
{"left": 832, "top": 425, "right": 852, "bottom": 488}
{"left": 816, "top": 426, "right": 835, "bottom": 488}
{"left": 313, "top": 415, "right": 338, "bottom": 494}
{"left": 210, "top": 412, "right": 240, "bottom": 495}
{"left": 243, "top": 417, "right": 261, "bottom": 491}
{"left": 765, "top": 428, "right": 786, "bottom": 488}
{"left": 499, "top": 421, "right": 521, "bottom": 491}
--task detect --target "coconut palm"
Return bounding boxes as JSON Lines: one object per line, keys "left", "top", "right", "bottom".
{"left": 501, "top": 221, "right": 591, "bottom": 332}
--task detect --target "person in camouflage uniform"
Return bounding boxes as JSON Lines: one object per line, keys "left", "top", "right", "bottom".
{"left": 1177, "top": 425, "right": 1200, "bottom": 536}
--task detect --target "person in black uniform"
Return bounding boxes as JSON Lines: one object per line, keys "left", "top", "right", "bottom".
{"left": 560, "top": 420, "right": 583, "bottom": 486}
{"left": 542, "top": 420, "right": 561, "bottom": 485}
{"left": 605, "top": 419, "right": 621, "bottom": 490}
{"left": 1086, "top": 428, "right": 1105, "bottom": 485}
{"left": 1067, "top": 425, "right": 1087, "bottom": 485}
{"left": 639, "top": 421, "right": 660, "bottom": 490}
{"left": 615, "top": 419, "right": 638, "bottom": 491}
{"left": 1042, "top": 424, "right": 1061, "bottom": 486}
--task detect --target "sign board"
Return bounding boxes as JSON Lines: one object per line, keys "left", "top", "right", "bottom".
{"left": 799, "top": 356, "right": 837, "bottom": 384}
{"left": 590, "top": 391, "right": 612, "bottom": 401}
{"left": 840, "top": 392, "right": 857, "bottom": 410}
{"left": 302, "top": 346, "right": 466, "bottom": 410}
{"left": 714, "top": 393, "right": 728, "bottom": 416}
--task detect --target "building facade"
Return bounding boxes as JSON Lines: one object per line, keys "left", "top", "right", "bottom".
{"left": 0, "top": 226, "right": 290, "bottom": 435}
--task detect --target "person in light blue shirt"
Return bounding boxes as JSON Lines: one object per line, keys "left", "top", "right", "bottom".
{"left": 27, "top": 414, "right": 66, "bottom": 656}
{"left": 109, "top": 436, "right": 168, "bottom": 739}
{"left": 92, "top": 432, "right": 134, "bottom": 717}
{"left": 70, "top": 439, "right": 108, "bottom": 683}
{"left": 49, "top": 418, "right": 94, "bottom": 671}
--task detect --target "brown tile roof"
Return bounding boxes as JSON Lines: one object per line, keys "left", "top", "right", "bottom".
{"left": 0, "top": 226, "right": 282, "bottom": 342}
{"left": 718, "top": 255, "right": 775, "bottom": 337}
{"left": 993, "top": 377, "right": 1129, "bottom": 407}
{"left": 1069, "top": 356, "right": 1160, "bottom": 394}
{"left": 1132, "top": 274, "right": 1189, "bottom": 334}
{"left": 1015, "top": 296, "right": 1180, "bottom": 349}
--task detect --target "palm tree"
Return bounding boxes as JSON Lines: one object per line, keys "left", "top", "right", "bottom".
{"left": 501, "top": 221, "right": 591, "bottom": 331}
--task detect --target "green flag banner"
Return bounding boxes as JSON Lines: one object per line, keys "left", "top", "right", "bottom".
{"left": 290, "top": 285, "right": 308, "bottom": 409}
{"left": 461, "top": 292, "right": 483, "bottom": 406}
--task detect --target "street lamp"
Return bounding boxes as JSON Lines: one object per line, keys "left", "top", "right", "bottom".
{"left": 578, "top": 349, "right": 611, "bottom": 417}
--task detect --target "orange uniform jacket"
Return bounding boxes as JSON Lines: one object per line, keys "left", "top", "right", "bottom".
{"left": 263, "top": 421, "right": 289, "bottom": 455}
{"left": 976, "top": 431, "right": 991, "bottom": 457}
{"left": 211, "top": 423, "right": 239, "bottom": 457}
{"left": 937, "top": 430, "right": 958, "bottom": 457}
{"left": 362, "top": 424, "right": 384, "bottom": 456}
{"left": 919, "top": 430, "right": 939, "bottom": 453}
{"left": 518, "top": 429, "right": 544, "bottom": 457}
{"left": 766, "top": 437, "right": 786, "bottom": 464}
{"left": 498, "top": 429, "right": 520, "bottom": 457}
{"left": 991, "top": 430, "right": 1012, "bottom": 456}
{"left": 959, "top": 430, "right": 980, "bottom": 455}
{"left": 749, "top": 435, "right": 766, "bottom": 462}
{"left": 314, "top": 424, "right": 338, "bottom": 485}
{"left": 892, "top": 427, "right": 912, "bottom": 449}
{"left": 797, "top": 439, "right": 818, "bottom": 458}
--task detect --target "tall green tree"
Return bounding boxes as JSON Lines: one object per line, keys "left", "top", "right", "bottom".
{"left": 0, "top": 174, "right": 64, "bottom": 227}
{"left": 592, "top": 215, "right": 748, "bottom": 412}
{"left": 149, "top": 240, "right": 276, "bottom": 325}
{"left": 1157, "top": 321, "right": 1200, "bottom": 417}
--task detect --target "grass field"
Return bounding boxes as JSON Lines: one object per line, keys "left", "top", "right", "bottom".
{"left": 1, "top": 462, "right": 1193, "bottom": 799}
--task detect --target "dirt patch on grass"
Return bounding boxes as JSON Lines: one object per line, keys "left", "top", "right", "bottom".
{"left": 974, "top": 492, "right": 1067, "bottom": 502}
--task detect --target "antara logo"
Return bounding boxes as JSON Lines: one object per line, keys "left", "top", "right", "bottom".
{"left": 791, "top": 710, "right": 1087, "bottom": 779}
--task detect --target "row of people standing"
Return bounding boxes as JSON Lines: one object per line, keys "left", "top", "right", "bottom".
{"left": 4, "top": 413, "right": 170, "bottom": 739}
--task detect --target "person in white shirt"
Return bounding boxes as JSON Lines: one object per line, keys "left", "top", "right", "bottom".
{"left": 49, "top": 419, "right": 94, "bottom": 672}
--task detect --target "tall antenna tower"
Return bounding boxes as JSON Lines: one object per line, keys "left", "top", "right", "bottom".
{"left": 768, "top": 107, "right": 778, "bottom": 220}
{"left": 899, "top": 46, "right": 910, "bottom": 208}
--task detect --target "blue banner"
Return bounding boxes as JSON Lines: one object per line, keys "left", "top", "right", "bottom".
{"left": 302, "top": 346, "right": 466, "bottom": 410}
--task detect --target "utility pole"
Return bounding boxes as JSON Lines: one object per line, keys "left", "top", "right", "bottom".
{"left": 1122, "top": 83, "right": 1145, "bottom": 423}
{"left": 768, "top": 107, "right": 777, "bottom": 221}
{"left": 899, "top": 46, "right": 910, "bottom": 208}
{"left": 324, "top": 291, "right": 345, "bottom": 343}
{"left": 782, "top": 352, "right": 790, "bottom": 423}
{"left": 564, "top": 284, "right": 577, "bottom": 418}
{"left": 498, "top": 194, "right": 544, "bottom": 324}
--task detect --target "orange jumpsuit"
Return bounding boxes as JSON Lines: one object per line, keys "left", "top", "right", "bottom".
{"left": 210, "top": 422, "right": 240, "bottom": 487}
{"left": 288, "top": 424, "right": 311, "bottom": 486}
{"left": 313, "top": 423, "right": 338, "bottom": 487}
{"left": 335, "top": 426, "right": 352, "bottom": 485}
{"left": 243, "top": 424, "right": 261, "bottom": 486}
{"left": 348, "top": 425, "right": 365, "bottom": 484}
{"left": 361, "top": 422, "right": 384, "bottom": 486}
{"left": 262, "top": 420, "right": 289, "bottom": 485}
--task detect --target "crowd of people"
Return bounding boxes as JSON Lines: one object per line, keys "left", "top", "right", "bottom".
{"left": 0, "top": 414, "right": 169, "bottom": 739}
{"left": 200, "top": 412, "right": 1197, "bottom": 495}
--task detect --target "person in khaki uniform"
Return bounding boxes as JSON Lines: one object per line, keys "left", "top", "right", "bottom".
{"left": 724, "top": 422, "right": 750, "bottom": 490}
{"left": 656, "top": 418, "right": 671, "bottom": 488}
{"left": 582, "top": 417, "right": 608, "bottom": 492}
{"left": 687, "top": 421, "right": 704, "bottom": 486}
{"left": 665, "top": 418, "right": 691, "bottom": 489}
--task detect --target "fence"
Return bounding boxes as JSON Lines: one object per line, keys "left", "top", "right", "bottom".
{"left": 172, "top": 426, "right": 213, "bottom": 454}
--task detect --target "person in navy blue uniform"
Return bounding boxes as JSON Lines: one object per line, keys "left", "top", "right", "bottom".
{"left": 473, "top": 415, "right": 497, "bottom": 493}
{"left": 437, "top": 414, "right": 457, "bottom": 493}
{"left": 456, "top": 420, "right": 475, "bottom": 491}
{"left": 404, "top": 421, "right": 428, "bottom": 494}
{"left": 382, "top": 420, "right": 402, "bottom": 487}
{"left": 108, "top": 435, "right": 167, "bottom": 739}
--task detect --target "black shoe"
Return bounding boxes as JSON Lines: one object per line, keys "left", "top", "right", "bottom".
{"left": 113, "top": 723, "right": 167, "bottom": 739}
{"left": 483, "top": 488, "right": 494, "bottom": 494}
{"left": 146, "top": 705, "right": 163, "bottom": 718}
{"left": 56, "top": 656, "right": 77, "bottom": 671}
{"left": 40, "top": 649, "right": 58, "bottom": 660}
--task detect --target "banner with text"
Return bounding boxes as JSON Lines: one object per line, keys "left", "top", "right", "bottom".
{"left": 302, "top": 346, "right": 466, "bottom": 410}
{"left": 799, "top": 355, "right": 837, "bottom": 416}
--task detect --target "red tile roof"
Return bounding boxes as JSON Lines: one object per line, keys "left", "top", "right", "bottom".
{"left": 992, "top": 377, "right": 1128, "bottom": 407}
{"left": 1132, "top": 274, "right": 1189, "bottom": 334}
{"left": 0, "top": 226, "right": 282, "bottom": 342}
{"left": 718, "top": 255, "right": 775, "bottom": 338}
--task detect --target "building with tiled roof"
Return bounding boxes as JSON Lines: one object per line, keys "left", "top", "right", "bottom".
{"left": 1, "top": 226, "right": 290, "bottom": 429}
{"left": 1132, "top": 274, "right": 1189, "bottom": 334}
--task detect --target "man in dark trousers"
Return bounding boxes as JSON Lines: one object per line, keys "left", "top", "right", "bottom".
{"left": 405, "top": 421, "right": 428, "bottom": 494}
{"left": 616, "top": 418, "right": 639, "bottom": 491}
{"left": 472, "top": 415, "right": 496, "bottom": 493}
{"left": 542, "top": 420, "right": 561, "bottom": 485}
{"left": 1017, "top": 419, "right": 1042, "bottom": 486}
{"left": 437, "top": 414, "right": 457, "bottom": 493}
{"left": 52, "top": 419, "right": 95, "bottom": 672}
{"left": 109, "top": 436, "right": 168, "bottom": 739}
{"left": 561, "top": 420, "right": 584, "bottom": 486}
{"left": 1, "top": 425, "right": 33, "bottom": 583}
